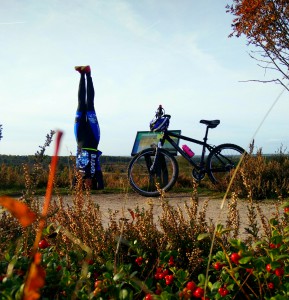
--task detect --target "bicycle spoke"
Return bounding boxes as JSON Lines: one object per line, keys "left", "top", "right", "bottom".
{"left": 128, "top": 148, "right": 178, "bottom": 197}
{"left": 207, "top": 144, "right": 244, "bottom": 185}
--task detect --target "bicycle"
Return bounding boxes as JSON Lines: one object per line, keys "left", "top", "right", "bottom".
{"left": 128, "top": 105, "right": 245, "bottom": 197}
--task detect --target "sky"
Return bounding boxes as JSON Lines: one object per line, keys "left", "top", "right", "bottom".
{"left": 0, "top": 0, "right": 288, "bottom": 157}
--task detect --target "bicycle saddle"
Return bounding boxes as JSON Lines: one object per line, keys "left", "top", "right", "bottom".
{"left": 200, "top": 119, "right": 220, "bottom": 128}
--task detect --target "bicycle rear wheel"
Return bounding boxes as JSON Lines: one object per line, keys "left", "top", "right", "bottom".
{"left": 128, "top": 148, "right": 179, "bottom": 197}
{"left": 206, "top": 143, "right": 245, "bottom": 185}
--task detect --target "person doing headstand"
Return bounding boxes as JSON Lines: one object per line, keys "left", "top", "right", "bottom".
{"left": 74, "top": 65, "right": 104, "bottom": 189}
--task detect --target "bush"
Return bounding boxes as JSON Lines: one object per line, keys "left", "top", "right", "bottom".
{"left": 233, "top": 144, "right": 289, "bottom": 200}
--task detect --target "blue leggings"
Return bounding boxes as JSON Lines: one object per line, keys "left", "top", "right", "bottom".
{"left": 74, "top": 73, "right": 100, "bottom": 149}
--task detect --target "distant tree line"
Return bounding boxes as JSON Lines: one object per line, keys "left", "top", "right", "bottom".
{"left": 0, "top": 155, "right": 131, "bottom": 167}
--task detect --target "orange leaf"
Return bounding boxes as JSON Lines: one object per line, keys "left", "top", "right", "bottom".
{"left": 128, "top": 208, "right": 135, "bottom": 220}
{"left": 23, "top": 252, "right": 46, "bottom": 300}
{"left": 0, "top": 196, "right": 36, "bottom": 227}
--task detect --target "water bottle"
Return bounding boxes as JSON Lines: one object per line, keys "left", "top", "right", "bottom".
{"left": 182, "top": 144, "right": 195, "bottom": 158}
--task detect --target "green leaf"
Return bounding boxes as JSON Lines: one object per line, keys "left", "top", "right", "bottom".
{"left": 221, "top": 228, "right": 233, "bottom": 234}
{"left": 129, "top": 271, "right": 138, "bottom": 278}
{"left": 281, "top": 202, "right": 289, "bottom": 209}
{"left": 271, "top": 261, "right": 281, "bottom": 270}
{"left": 269, "top": 218, "right": 278, "bottom": 226}
{"left": 198, "top": 273, "right": 206, "bottom": 285}
{"left": 161, "top": 291, "right": 172, "bottom": 300}
{"left": 270, "top": 295, "right": 288, "bottom": 300}
{"left": 4, "top": 252, "right": 10, "bottom": 261}
{"left": 283, "top": 237, "right": 289, "bottom": 243}
{"left": 211, "top": 281, "right": 222, "bottom": 292}
{"left": 197, "top": 233, "right": 210, "bottom": 241}
{"left": 43, "top": 223, "right": 54, "bottom": 235}
{"left": 175, "top": 269, "right": 189, "bottom": 284}
{"left": 239, "top": 256, "right": 253, "bottom": 264}
{"left": 229, "top": 239, "right": 246, "bottom": 249}
{"left": 252, "top": 241, "right": 264, "bottom": 248}
{"left": 276, "top": 255, "right": 289, "bottom": 261}
{"left": 119, "top": 289, "right": 129, "bottom": 299}
{"left": 216, "top": 224, "right": 224, "bottom": 232}
{"left": 113, "top": 272, "right": 124, "bottom": 281}
{"left": 105, "top": 260, "right": 114, "bottom": 271}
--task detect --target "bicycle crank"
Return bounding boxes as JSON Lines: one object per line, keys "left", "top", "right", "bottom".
{"left": 192, "top": 169, "right": 205, "bottom": 181}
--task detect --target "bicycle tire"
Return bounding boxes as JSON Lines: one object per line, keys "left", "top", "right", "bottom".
{"left": 128, "top": 148, "right": 179, "bottom": 197}
{"left": 206, "top": 143, "right": 245, "bottom": 184}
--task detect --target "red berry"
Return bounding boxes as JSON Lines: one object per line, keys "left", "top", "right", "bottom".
{"left": 230, "top": 253, "right": 241, "bottom": 264}
{"left": 186, "top": 281, "right": 196, "bottom": 291}
{"left": 155, "top": 289, "right": 161, "bottom": 295}
{"left": 165, "top": 274, "right": 173, "bottom": 285}
{"left": 38, "top": 239, "right": 49, "bottom": 249}
{"left": 213, "top": 262, "right": 224, "bottom": 271}
{"left": 246, "top": 268, "right": 253, "bottom": 274}
{"left": 218, "top": 287, "right": 229, "bottom": 297}
{"left": 135, "top": 257, "right": 143, "bottom": 266}
{"left": 94, "top": 280, "right": 103, "bottom": 289}
{"left": 269, "top": 243, "right": 281, "bottom": 249}
{"left": 266, "top": 264, "right": 272, "bottom": 272}
{"left": 169, "top": 256, "right": 174, "bottom": 266}
{"left": 193, "top": 287, "right": 204, "bottom": 298}
{"left": 284, "top": 207, "right": 289, "bottom": 213}
{"left": 275, "top": 267, "right": 284, "bottom": 277}
{"left": 268, "top": 282, "right": 274, "bottom": 289}
{"left": 145, "top": 294, "right": 153, "bottom": 300}
{"left": 56, "top": 265, "right": 62, "bottom": 272}
{"left": 162, "top": 269, "right": 169, "bottom": 276}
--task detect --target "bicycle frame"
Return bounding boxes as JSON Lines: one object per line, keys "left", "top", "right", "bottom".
{"left": 156, "top": 128, "right": 216, "bottom": 172}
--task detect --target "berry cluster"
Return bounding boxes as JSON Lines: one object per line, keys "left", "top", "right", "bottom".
{"left": 154, "top": 267, "right": 170, "bottom": 281}
{"left": 218, "top": 286, "right": 229, "bottom": 297}
{"left": 179, "top": 281, "right": 206, "bottom": 299}
{"left": 266, "top": 263, "right": 284, "bottom": 277}
{"left": 135, "top": 256, "right": 143, "bottom": 266}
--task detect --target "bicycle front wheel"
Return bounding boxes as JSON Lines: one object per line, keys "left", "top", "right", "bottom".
{"left": 206, "top": 143, "right": 245, "bottom": 185}
{"left": 128, "top": 148, "right": 179, "bottom": 197}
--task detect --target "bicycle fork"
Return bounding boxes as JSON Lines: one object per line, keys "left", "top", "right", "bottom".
{"left": 147, "top": 145, "right": 169, "bottom": 188}
{"left": 149, "top": 145, "right": 161, "bottom": 174}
